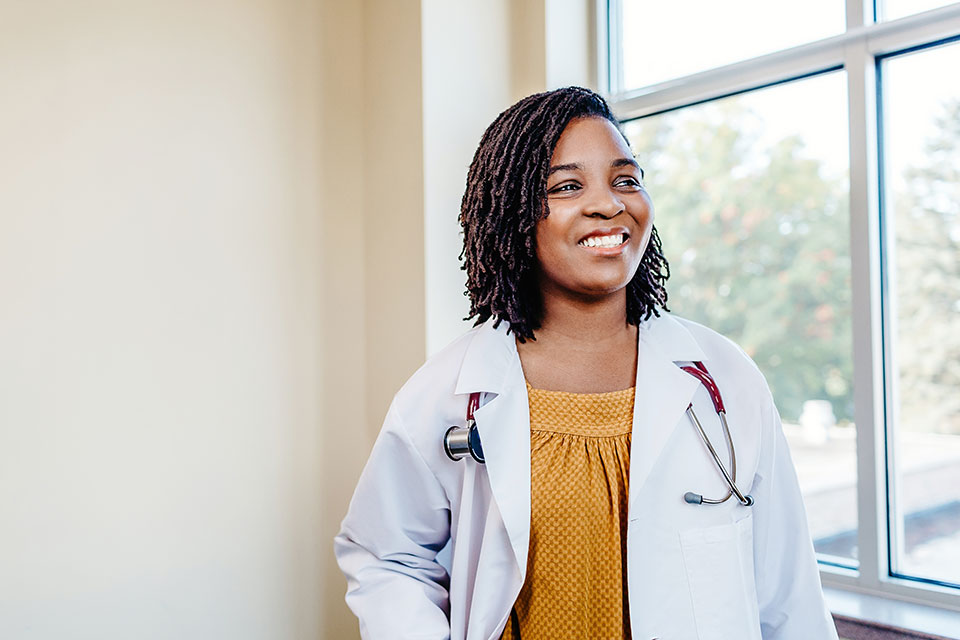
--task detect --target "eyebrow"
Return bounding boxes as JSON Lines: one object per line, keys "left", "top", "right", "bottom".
{"left": 612, "top": 157, "right": 641, "bottom": 171}
{"left": 547, "top": 162, "right": 582, "bottom": 176}
{"left": 547, "top": 157, "right": 642, "bottom": 177}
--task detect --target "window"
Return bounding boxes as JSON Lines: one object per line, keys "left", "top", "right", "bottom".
{"left": 619, "top": 0, "right": 843, "bottom": 90}
{"left": 602, "top": 0, "right": 960, "bottom": 609}
{"left": 881, "top": 40, "right": 960, "bottom": 588}
{"left": 880, "top": 0, "right": 958, "bottom": 21}
{"left": 622, "top": 72, "right": 858, "bottom": 568}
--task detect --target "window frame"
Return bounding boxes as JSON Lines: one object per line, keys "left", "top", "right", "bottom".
{"left": 598, "top": 0, "right": 960, "bottom": 613}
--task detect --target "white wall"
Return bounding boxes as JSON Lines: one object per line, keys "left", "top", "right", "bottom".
{"left": 0, "top": 1, "right": 325, "bottom": 637}
{"left": 421, "top": 0, "right": 596, "bottom": 356}
{"left": 422, "top": 0, "right": 514, "bottom": 356}
{"left": 546, "top": 0, "right": 596, "bottom": 90}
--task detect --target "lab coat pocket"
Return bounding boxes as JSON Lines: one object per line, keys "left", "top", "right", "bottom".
{"left": 679, "top": 513, "right": 761, "bottom": 640}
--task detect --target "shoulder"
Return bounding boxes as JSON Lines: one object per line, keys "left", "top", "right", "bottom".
{"left": 373, "top": 322, "right": 496, "bottom": 484}
{"left": 663, "top": 314, "right": 781, "bottom": 460}
{"left": 382, "top": 321, "right": 491, "bottom": 457}
{"left": 663, "top": 313, "right": 770, "bottom": 395}
{"left": 393, "top": 323, "right": 482, "bottom": 409}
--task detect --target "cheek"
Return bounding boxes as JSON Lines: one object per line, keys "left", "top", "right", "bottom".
{"left": 534, "top": 218, "right": 566, "bottom": 258}
{"left": 533, "top": 222, "right": 579, "bottom": 284}
{"left": 632, "top": 193, "right": 655, "bottom": 224}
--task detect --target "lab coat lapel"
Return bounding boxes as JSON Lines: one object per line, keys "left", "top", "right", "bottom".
{"left": 452, "top": 313, "right": 708, "bottom": 574}
{"left": 629, "top": 314, "right": 706, "bottom": 508}
{"left": 455, "top": 318, "right": 531, "bottom": 577}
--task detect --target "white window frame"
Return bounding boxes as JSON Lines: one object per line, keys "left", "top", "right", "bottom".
{"left": 597, "top": 0, "right": 960, "bottom": 613}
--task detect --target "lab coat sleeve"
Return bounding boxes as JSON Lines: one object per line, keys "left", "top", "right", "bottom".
{"left": 334, "top": 399, "right": 452, "bottom": 640}
{"left": 752, "top": 390, "right": 839, "bottom": 640}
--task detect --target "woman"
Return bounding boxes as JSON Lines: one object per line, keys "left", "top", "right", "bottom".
{"left": 335, "top": 87, "right": 838, "bottom": 640}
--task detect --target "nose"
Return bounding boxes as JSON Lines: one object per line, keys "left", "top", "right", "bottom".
{"left": 584, "top": 186, "right": 624, "bottom": 219}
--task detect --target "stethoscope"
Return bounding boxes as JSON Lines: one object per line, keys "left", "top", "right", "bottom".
{"left": 679, "top": 362, "right": 754, "bottom": 507}
{"left": 444, "top": 361, "right": 754, "bottom": 507}
{"left": 444, "top": 392, "right": 485, "bottom": 463}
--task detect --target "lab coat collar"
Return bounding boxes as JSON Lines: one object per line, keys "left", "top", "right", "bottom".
{"left": 454, "top": 312, "right": 706, "bottom": 396}
{"left": 453, "top": 312, "right": 707, "bottom": 575}
{"left": 454, "top": 317, "right": 517, "bottom": 397}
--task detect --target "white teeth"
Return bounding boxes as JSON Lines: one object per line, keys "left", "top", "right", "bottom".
{"left": 579, "top": 233, "right": 624, "bottom": 248}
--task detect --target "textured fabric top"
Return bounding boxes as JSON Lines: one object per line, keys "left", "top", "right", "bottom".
{"left": 500, "top": 381, "right": 635, "bottom": 640}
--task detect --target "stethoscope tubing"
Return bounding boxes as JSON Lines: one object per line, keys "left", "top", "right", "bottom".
{"left": 444, "top": 361, "right": 754, "bottom": 507}
{"left": 679, "top": 361, "right": 754, "bottom": 507}
{"left": 684, "top": 405, "right": 753, "bottom": 506}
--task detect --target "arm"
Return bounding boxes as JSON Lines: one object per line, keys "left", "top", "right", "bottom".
{"left": 752, "top": 392, "right": 839, "bottom": 640}
{"left": 334, "top": 400, "right": 452, "bottom": 640}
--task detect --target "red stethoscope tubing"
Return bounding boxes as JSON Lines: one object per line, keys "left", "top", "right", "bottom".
{"left": 466, "top": 392, "right": 481, "bottom": 422}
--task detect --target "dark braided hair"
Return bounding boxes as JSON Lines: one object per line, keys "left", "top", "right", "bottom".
{"left": 459, "top": 86, "right": 670, "bottom": 342}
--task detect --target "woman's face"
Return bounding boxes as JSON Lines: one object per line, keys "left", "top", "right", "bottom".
{"left": 535, "top": 116, "right": 654, "bottom": 301}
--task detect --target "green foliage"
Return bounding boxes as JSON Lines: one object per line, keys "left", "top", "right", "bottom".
{"left": 892, "top": 99, "right": 960, "bottom": 433}
{"left": 630, "top": 97, "right": 960, "bottom": 431}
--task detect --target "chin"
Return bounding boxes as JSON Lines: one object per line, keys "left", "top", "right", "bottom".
{"left": 577, "top": 278, "right": 633, "bottom": 296}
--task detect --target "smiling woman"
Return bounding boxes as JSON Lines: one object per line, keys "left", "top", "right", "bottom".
{"left": 334, "top": 87, "right": 840, "bottom": 640}
{"left": 458, "top": 88, "right": 670, "bottom": 350}
{"left": 539, "top": 118, "right": 652, "bottom": 301}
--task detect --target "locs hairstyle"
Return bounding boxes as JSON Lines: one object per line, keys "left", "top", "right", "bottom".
{"left": 459, "top": 86, "right": 670, "bottom": 342}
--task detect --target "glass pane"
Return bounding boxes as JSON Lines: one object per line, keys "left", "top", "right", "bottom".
{"left": 880, "top": 0, "right": 957, "bottom": 22}
{"left": 620, "top": 0, "right": 844, "bottom": 91}
{"left": 623, "top": 72, "right": 856, "bottom": 565}
{"left": 883, "top": 41, "right": 960, "bottom": 586}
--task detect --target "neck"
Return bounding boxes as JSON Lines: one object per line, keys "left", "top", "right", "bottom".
{"left": 533, "top": 285, "right": 634, "bottom": 349}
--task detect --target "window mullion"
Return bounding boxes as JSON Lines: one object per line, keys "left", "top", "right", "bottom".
{"left": 603, "top": 0, "right": 624, "bottom": 98}
{"left": 843, "top": 35, "right": 886, "bottom": 590}
{"left": 847, "top": 0, "right": 869, "bottom": 30}
{"left": 596, "top": 0, "right": 612, "bottom": 96}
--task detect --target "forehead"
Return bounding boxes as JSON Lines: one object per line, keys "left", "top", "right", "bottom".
{"left": 550, "top": 116, "right": 632, "bottom": 163}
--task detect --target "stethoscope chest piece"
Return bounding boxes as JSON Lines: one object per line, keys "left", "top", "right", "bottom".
{"left": 444, "top": 392, "right": 485, "bottom": 464}
{"left": 444, "top": 421, "right": 485, "bottom": 463}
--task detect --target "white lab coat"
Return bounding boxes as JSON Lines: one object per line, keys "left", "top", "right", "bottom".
{"left": 335, "top": 312, "right": 839, "bottom": 640}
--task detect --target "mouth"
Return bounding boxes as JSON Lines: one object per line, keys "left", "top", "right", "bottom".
{"left": 578, "top": 233, "right": 627, "bottom": 248}
{"left": 578, "top": 232, "right": 629, "bottom": 250}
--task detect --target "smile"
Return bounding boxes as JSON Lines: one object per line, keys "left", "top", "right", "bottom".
{"left": 578, "top": 233, "right": 626, "bottom": 248}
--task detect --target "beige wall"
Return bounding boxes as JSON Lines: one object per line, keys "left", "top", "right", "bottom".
{"left": 0, "top": 0, "right": 326, "bottom": 637}
{"left": 1, "top": 1, "right": 589, "bottom": 637}
{"left": 318, "top": 0, "right": 427, "bottom": 636}
{"left": 317, "top": 2, "right": 366, "bottom": 637}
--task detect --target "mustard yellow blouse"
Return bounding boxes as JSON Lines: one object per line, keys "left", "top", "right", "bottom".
{"left": 500, "top": 381, "right": 635, "bottom": 640}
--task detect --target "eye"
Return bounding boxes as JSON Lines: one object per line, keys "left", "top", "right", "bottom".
{"left": 614, "top": 176, "right": 643, "bottom": 189}
{"left": 548, "top": 182, "right": 581, "bottom": 194}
